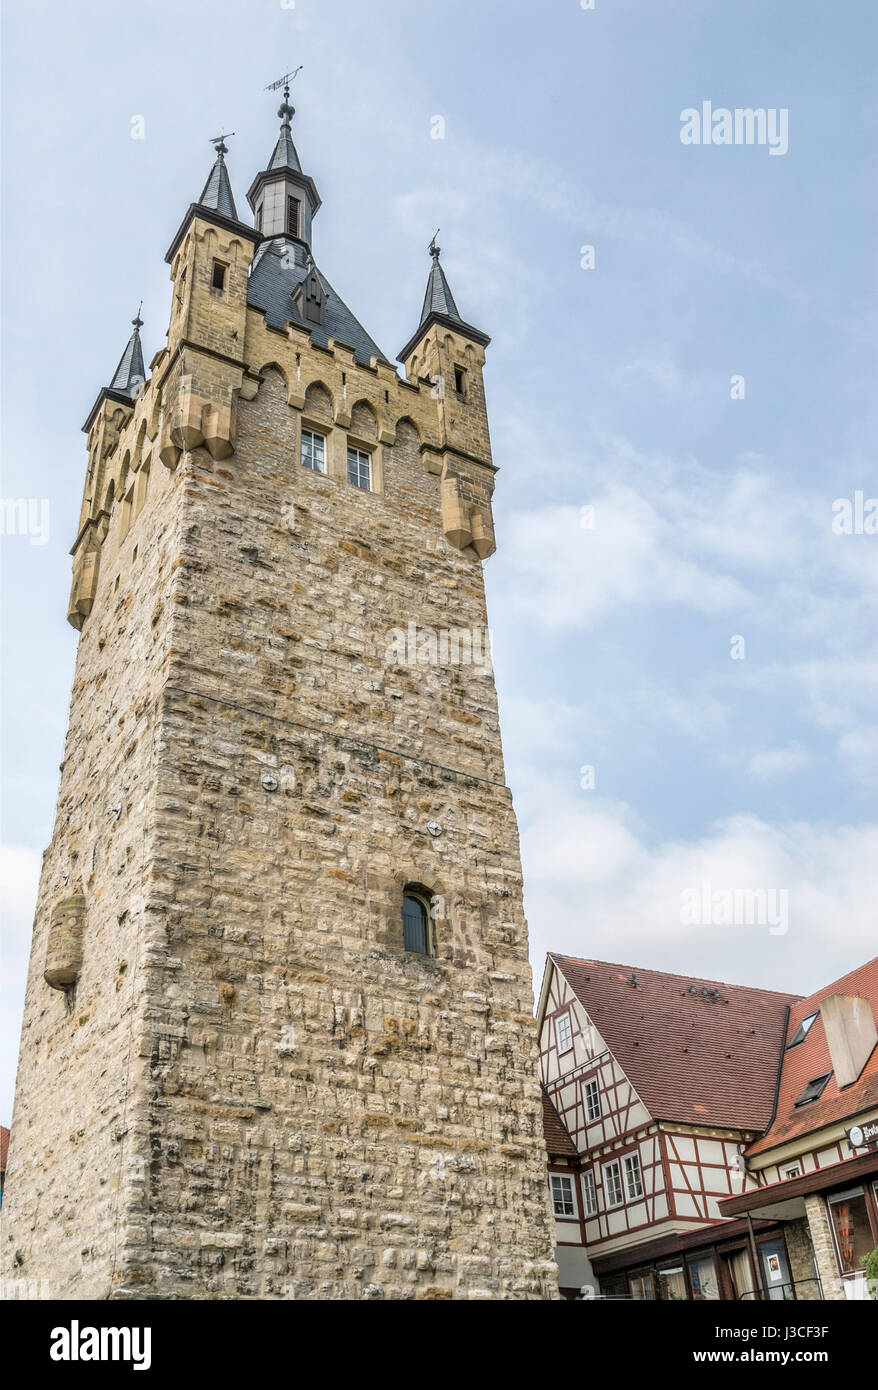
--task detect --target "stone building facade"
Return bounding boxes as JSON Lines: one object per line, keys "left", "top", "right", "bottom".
{"left": 2, "top": 97, "right": 558, "bottom": 1300}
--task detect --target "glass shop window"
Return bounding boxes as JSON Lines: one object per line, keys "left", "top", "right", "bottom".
{"left": 828, "top": 1187, "right": 875, "bottom": 1276}
{"left": 656, "top": 1265, "right": 687, "bottom": 1301}
{"left": 688, "top": 1254, "right": 720, "bottom": 1300}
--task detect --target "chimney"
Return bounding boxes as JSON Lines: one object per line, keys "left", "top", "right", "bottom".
{"left": 819, "top": 994, "right": 878, "bottom": 1088}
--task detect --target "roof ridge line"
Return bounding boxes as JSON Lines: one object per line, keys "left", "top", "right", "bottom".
{"left": 549, "top": 952, "right": 804, "bottom": 1000}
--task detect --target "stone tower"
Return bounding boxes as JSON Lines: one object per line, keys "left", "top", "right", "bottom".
{"left": 2, "top": 96, "right": 557, "bottom": 1300}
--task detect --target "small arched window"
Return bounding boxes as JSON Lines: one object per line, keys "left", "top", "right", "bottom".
{"left": 402, "top": 890, "right": 433, "bottom": 956}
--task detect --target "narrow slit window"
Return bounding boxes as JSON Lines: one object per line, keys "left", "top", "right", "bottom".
{"left": 582, "top": 1169, "right": 597, "bottom": 1216}
{"left": 402, "top": 892, "right": 431, "bottom": 955}
{"left": 287, "top": 196, "right": 300, "bottom": 236}
{"left": 212, "top": 261, "right": 227, "bottom": 292}
{"left": 454, "top": 365, "right": 466, "bottom": 394}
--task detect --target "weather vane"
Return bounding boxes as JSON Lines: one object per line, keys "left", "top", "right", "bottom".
{"left": 429, "top": 229, "right": 441, "bottom": 258}
{"left": 265, "top": 66, "right": 303, "bottom": 103}
{"left": 210, "top": 131, "right": 235, "bottom": 156}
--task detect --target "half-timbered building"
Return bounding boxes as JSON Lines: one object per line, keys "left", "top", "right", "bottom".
{"left": 539, "top": 954, "right": 809, "bottom": 1299}
{"left": 719, "top": 956, "right": 878, "bottom": 1300}
{"left": 538, "top": 952, "right": 878, "bottom": 1301}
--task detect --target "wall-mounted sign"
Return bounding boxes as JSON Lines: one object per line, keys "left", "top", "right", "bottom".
{"left": 847, "top": 1120, "right": 878, "bottom": 1150}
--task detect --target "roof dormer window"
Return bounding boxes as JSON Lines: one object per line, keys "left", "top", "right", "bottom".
{"left": 793, "top": 1071, "right": 832, "bottom": 1107}
{"left": 787, "top": 1012, "right": 818, "bottom": 1048}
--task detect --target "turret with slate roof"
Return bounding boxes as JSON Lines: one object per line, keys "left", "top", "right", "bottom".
{"left": 243, "top": 83, "right": 384, "bottom": 366}
{"left": 246, "top": 80, "right": 321, "bottom": 245}
{"left": 109, "top": 312, "right": 146, "bottom": 396}
{"left": 398, "top": 234, "right": 490, "bottom": 365}
{"left": 196, "top": 136, "right": 239, "bottom": 221}
{"left": 82, "top": 310, "right": 147, "bottom": 434}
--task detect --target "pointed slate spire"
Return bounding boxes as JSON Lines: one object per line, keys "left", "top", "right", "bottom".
{"left": 397, "top": 233, "right": 490, "bottom": 365}
{"left": 268, "top": 89, "right": 302, "bottom": 173}
{"left": 420, "top": 234, "right": 462, "bottom": 325}
{"left": 197, "top": 134, "right": 239, "bottom": 220}
{"left": 165, "top": 133, "right": 258, "bottom": 269}
{"left": 109, "top": 311, "right": 146, "bottom": 397}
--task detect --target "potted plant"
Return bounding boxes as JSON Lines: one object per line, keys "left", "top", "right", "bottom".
{"left": 861, "top": 1247, "right": 878, "bottom": 1300}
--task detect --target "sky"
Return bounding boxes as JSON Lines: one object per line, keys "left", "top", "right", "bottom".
{"left": 1, "top": 0, "right": 877, "bottom": 1122}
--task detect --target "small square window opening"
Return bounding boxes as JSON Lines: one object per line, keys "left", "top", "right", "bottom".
{"left": 550, "top": 1174, "right": 575, "bottom": 1218}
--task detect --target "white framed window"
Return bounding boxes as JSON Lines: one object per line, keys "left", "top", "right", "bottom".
{"left": 554, "top": 1010, "right": 573, "bottom": 1055}
{"left": 624, "top": 1153, "right": 644, "bottom": 1200}
{"left": 301, "top": 428, "right": 327, "bottom": 474}
{"left": 347, "top": 445, "right": 372, "bottom": 491}
{"left": 604, "top": 1159, "right": 624, "bottom": 1209}
{"left": 782, "top": 1164, "right": 801, "bottom": 1180}
{"left": 583, "top": 1076, "right": 601, "bottom": 1122}
{"left": 582, "top": 1169, "right": 597, "bottom": 1216}
{"left": 550, "top": 1173, "right": 576, "bottom": 1218}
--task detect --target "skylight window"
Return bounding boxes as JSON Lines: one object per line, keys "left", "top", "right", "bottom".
{"left": 793, "top": 1071, "right": 832, "bottom": 1107}
{"left": 787, "top": 1012, "right": 818, "bottom": 1048}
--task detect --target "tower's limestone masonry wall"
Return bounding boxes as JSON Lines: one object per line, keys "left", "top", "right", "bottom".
{"left": 2, "top": 192, "right": 558, "bottom": 1299}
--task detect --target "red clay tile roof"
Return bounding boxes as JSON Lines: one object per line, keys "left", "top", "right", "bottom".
{"left": 542, "top": 1087, "right": 578, "bottom": 1158}
{"left": 0, "top": 1125, "right": 8, "bottom": 1175}
{"left": 747, "top": 956, "right": 878, "bottom": 1156}
{"left": 550, "top": 955, "right": 800, "bottom": 1132}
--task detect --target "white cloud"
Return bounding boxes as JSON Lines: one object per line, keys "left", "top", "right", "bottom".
{"left": 520, "top": 783, "right": 878, "bottom": 995}
{"left": 745, "top": 744, "right": 813, "bottom": 781}
{"left": 501, "top": 489, "right": 752, "bottom": 631}
{"left": 836, "top": 725, "right": 878, "bottom": 790}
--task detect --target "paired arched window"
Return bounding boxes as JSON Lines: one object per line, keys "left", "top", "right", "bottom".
{"left": 402, "top": 889, "right": 433, "bottom": 956}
